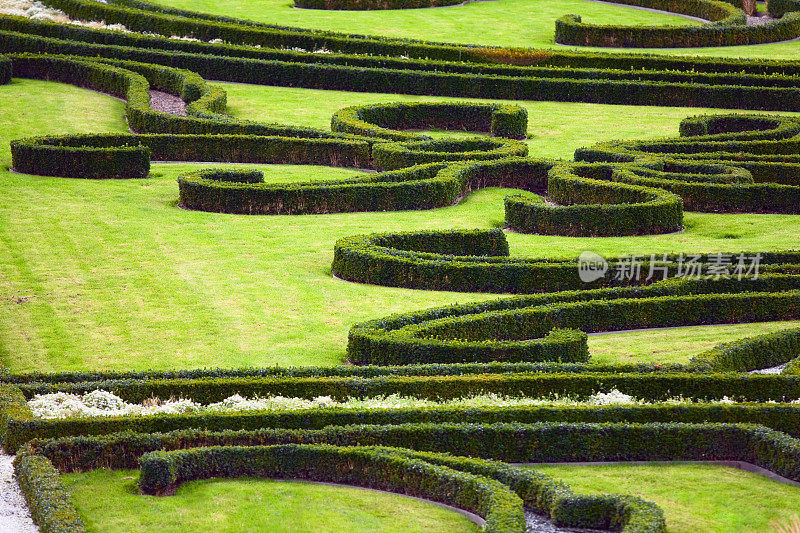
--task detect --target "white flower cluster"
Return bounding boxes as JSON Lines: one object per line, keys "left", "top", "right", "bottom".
{"left": 587, "top": 389, "right": 639, "bottom": 405}
{"left": 27, "top": 388, "right": 746, "bottom": 420}
{"left": 0, "top": 0, "right": 125, "bottom": 29}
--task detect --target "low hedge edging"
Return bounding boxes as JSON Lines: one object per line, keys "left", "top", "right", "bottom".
{"left": 505, "top": 164, "right": 684, "bottom": 236}
{"left": 138, "top": 444, "right": 525, "bottom": 532}
{"left": 0, "top": 55, "right": 11, "bottom": 84}
{"left": 13, "top": 452, "right": 85, "bottom": 533}
{"left": 13, "top": 379, "right": 800, "bottom": 452}
{"left": 330, "top": 102, "right": 528, "bottom": 141}
{"left": 372, "top": 137, "right": 528, "bottom": 171}
{"left": 691, "top": 327, "right": 800, "bottom": 372}
{"left": 12, "top": 133, "right": 371, "bottom": 179}
{"left": 555, "top": 3, "right": 800, "bottom": 48}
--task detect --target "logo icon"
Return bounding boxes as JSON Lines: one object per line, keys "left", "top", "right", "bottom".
{"left": 578, "top": 251, "right": 608, "bottom": 283}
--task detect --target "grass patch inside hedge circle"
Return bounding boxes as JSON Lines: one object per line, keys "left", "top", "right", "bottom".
{"left": 61, "top": 469, "right": 481, "bottom": 533}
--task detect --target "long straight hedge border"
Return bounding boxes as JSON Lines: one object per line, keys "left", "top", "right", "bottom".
{"left": 23, "top": 422, "right": 800, "bottom": 482}
{"left": 13, "top": 453, "right": 85, "bottom": 533}
{"left": 13, "top": 378, "right": 800, "bottom": 452}
{"left": 9, "top": 28, "right": 800, "bottom": 112}
{"left": 10, "top": 13, "right": 800, "bottom": 81}
{"left": 138, "top": 444, "right": 525, "bottom": 532}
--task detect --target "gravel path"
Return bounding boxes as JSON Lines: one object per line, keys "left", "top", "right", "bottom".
{"left": 0, "top": 451, "right": 38, "bottom": 533}
{"left": 526, "top": 510, "right": 608, "bottom": 533}
{"left": 751, "top": 363, "right": 787, "bottom": 374}
{"left": 150, "top": 89, "right": 187, "bottom": 116}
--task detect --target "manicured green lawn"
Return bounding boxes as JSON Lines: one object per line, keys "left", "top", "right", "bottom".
{"left": 216, "top": 82, "right": 799, "bottom": 160}
{"left": 588, "top": 321, "right": 800, "bottom": 365}
{"left": 61, "top": 469, "right": 480, "bottom": 533}
{"left": 2, "top": 79, "right": 800, "bottom": 372}
{"left": 152, "top": 0, "right": 698, "bottom": 47}
{"left": 529, "top": 462, "right": 800, "bottom": 532}
{"left": 152, "top": 0, "right": 800, "bottom": 59}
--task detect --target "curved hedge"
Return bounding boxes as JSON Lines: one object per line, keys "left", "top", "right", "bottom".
{"left": 139, "top": 444, "right": 524, "bottom": 532}
{"left": 6, "top": 53, "right": 343, "bottom": 138}
{"left": 330, "top": 102, "right": 528, "bottom": 141}
{"left": 555, "top": 11, "right": 800, "bottom": 48}
{"left": 373, "top": 137, "right": 528, "bottom": 171}
{"left": 576, "top": 114, "right": 800, "bottom": 213}
{"left": 691, "top": 327, "right": 800, "bottom": 372}
{"left": 346, "top": 274, "right": 800, "bottom": 364}
{"left": 332, "top": 228, "right": 800, "bottom": 293}
{"left": 505, "top": 163, "right": 683, "bottom": 236}
{"left": 12, "top": 134, "right": 370, "bottom": 179}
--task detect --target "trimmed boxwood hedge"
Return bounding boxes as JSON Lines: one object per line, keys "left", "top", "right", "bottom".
{"left": 12, "top": 133, "right": 371, "bottom": 179}
{"left": 346, "top": 273, "right": 800, "bottom": 364}
{"left": 505, "top": 164, "right": 683, "bottom": 236}
{"left": 139, "top": 444, "right": 524, "bottom": 532}
{"left": 22, "top": 420, "right": 800, "bottom": 532}
{"left": 372, "top": 137, "right": 528, "bottom": 171}
{"left": 576, "top": 114, "right": 800, "bottom": 213}
{"left": 690, "top": 327, "right": 800, "bottom": 372}
{"left": 0, "top": 55, "right": 11, "bottom": 84}
{"left": 8, "top": 28, "right": 800, "bottom": 112}
{"left": 9, "top": 14, "right": 800, "bottom": 86}
{"left": 14, "top": 452, "right": 85, "bottom": 533}
{"left": 13, "top": 371, "right": 800, "bottom": 451}
{"left": 330, "top": 102, "right": 528, "bottom": 141}
{"left": 333, "top": 228, "right": 800, "bottom": 293}
{"left": 20, "top": 421, "right": 800, "bottom": 477}
{"left": 7, "top": 53, "right": 342, "bottom": 139}
{"left": 555, "top": 10, "right": 800, "bottom": 49}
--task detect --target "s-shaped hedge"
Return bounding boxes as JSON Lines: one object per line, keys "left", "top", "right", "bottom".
{"left": 138, "top": 444, "right": 524, "bottom": 532}
{"left": 330, "top": 102, "right": 528, "bottom": 141}
{"left": 346, "top": 273, "right": 800, "bottom": 365}
{"left": 576, "top": 114, "right": 800, "bottom": 213}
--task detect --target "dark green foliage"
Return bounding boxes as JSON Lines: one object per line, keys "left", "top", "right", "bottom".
{"left": 8, "top": 25, "right": 800, "bottom": 111}
{"left": 20, "top": 422, "right": 800, "bottom": 477}
{"left": 13, "top": 133, "right": 370, "bottom": 179}
{"left": 373, "top": 138, "right": 528, "bottom": 171}
{"left": 768, "top": 0, "right": 800, "bottom": 16}
{"left": 576, "top": 114, "right": 800, "bottom": 214}
{"left": 13, "top": 453, "right": 85, "bottom": 533}
{"left": 691, "top": 327, "right": 800, "bottom": 372}
{"left": 138, "top": 444, "right": 525, "bottom": 532}
{"left": 10, "top": 141, "right": 151, "bottom": 179}
{"left": 0, "top": 55, "right": 11, "bottom": 84}
{"left": 330, "top": 102, "right": 528, "bottom": 140}
{"left": 556, "top": 8, "right": 800, "bottom": 48}
{"left": 505, "top": 164, "right": 683, "bottom": 236}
